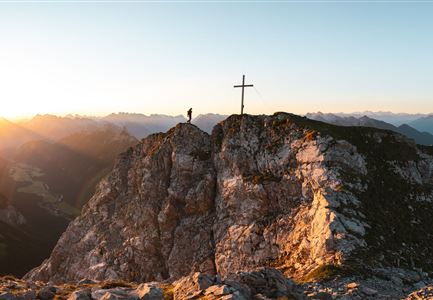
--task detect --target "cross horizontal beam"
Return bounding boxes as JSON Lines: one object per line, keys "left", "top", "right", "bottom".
{"left": 234, "top": 84, "right": 254, "bottom": 88}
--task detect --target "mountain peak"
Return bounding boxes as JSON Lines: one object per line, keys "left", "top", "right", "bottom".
{"left": 20, "top": 113, "right": 433, "bottom": 299}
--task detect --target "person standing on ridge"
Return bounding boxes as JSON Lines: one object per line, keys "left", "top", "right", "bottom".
{"left": 187, "top": 108, "right": 192, "bottom": 123}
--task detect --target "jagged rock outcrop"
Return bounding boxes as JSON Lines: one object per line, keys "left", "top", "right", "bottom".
{"left": 25, "top": 113, "right": 433, "bottom": 292}
{"left": 26, "top": 124, "right": 216, "bottom": 282}
{"left": 212, "top": 116, "right": 368, "bottom": 279}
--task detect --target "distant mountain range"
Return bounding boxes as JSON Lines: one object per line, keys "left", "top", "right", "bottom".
{"left": 102, "top": 112, "right": 229, "bottom": 137}
{"left": 20, "top": 114, "right": 104, "bottom": 140}
{"left": 328, "top": 111, "right": 426, "bottom": 126}
{"left": 2, "top": 113, "right": 228, "bottom": 146}
{"left": 3, "top": 111, "right": 433, "bottom": 150}
{"left": 306, "top": 112, "right": 433, "bottom": 145}
{"left": 99, "top": 112, "right": 433, "bottom": 138}
{"left": 407, "top": 115, "right": 433, "bottom": 134}
{"left": 192, "top": 113, "right": 228, "bottom": 133}
{"left": 101, "top": 113, "right": 187, "bottom": 139}
{"left": 0, "top": 117, "right": 41, "bottom": 150}
{"left": 307, "top": 111, "right": 433, "bottom": 136}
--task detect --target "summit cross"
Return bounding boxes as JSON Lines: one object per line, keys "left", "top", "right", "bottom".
{"left": 234, "top": 75, "right": 254, "bottom": 116}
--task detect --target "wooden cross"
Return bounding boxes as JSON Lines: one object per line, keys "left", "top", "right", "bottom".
{"left": 234, "top": 75, "right": 254, "bottom": 115}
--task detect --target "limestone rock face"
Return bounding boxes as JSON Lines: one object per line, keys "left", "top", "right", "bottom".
{"left": 211, "top": 116, "right": 367, "bottom": 279}
{"left": 25, "top": 113, "right": 433, "bottom": 285}
{"left": 26, "top": 124, "right": 215, "bottom": 283}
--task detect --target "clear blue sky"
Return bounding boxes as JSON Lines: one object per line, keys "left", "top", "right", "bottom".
{"left": 1, "top": 1, "right": 433, "bottom": 118}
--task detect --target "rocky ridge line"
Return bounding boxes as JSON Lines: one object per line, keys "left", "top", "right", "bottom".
{"left": 21, "top": 113, "right": 433, "bottom": 298}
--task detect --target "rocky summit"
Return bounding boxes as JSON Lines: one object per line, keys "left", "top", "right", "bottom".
{"left": 6, "top": 113, "right": 433, "bottom": 299}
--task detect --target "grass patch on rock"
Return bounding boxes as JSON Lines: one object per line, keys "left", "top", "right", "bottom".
{"left": 300, "top": 265, "right": 344, "bottom": 283}
{"left": 99, "top": 280, "right": 133, "bottom": 289}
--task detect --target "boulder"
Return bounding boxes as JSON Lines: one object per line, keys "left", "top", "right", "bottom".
{"left": 173, "top": 273, "right": 216, "bottom": 299}
{"left": 68, "top": 289, "right": 92, "bottom": 300}
{"left": 37, "top": 286, "right": 56, "bottom": 300}
{"left": 135, "top": 283, "right": 163, "bottom": 300}
{"left": 91, "top": 288, "right": 138, "bottom": 300}
{"left": 232, "top": 268, "right": 302, "bottom": 299}
{"left": 204, "top": 285, "right": 231, "bottom": 296}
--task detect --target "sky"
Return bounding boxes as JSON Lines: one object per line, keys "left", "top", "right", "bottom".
{"left": 1, "top": 0, "right": 433, "bottom": 119}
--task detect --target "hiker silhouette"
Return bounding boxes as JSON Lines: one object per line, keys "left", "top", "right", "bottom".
{"left": 187, "top": 108, "right": 192, "bottom": 123}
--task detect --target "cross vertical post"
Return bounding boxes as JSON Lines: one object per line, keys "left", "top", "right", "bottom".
{"left": 241, "top": 75, "right": 245, "bottom": 115}
{"left": 234, "top": 75, "right": 254, "bottom": 115}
